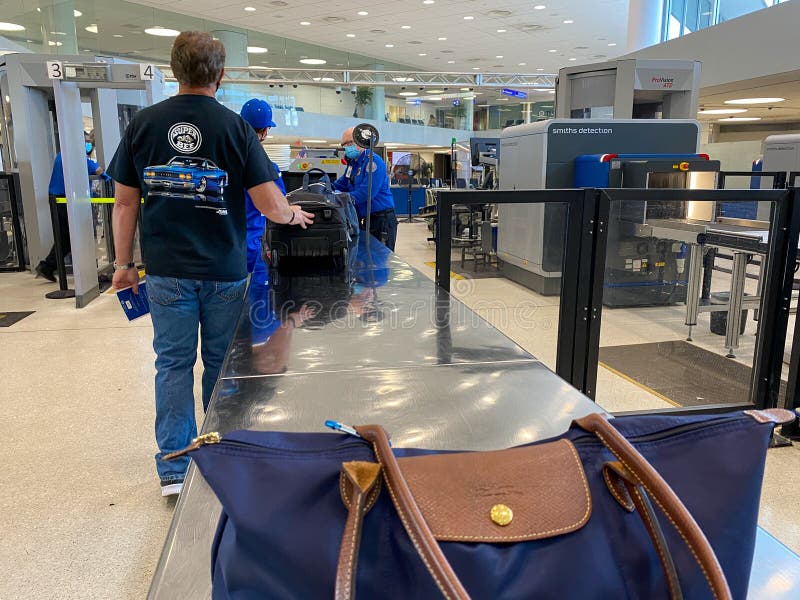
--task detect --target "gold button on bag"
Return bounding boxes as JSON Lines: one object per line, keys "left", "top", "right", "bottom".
{"left": 490, "top": 504, "right": 513, "bottom": 526}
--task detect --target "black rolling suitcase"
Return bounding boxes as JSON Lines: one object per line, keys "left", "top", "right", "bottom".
{"left": 264, "top": 169, "right": 358, "bottom": 272}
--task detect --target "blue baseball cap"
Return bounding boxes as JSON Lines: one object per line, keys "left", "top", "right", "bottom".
{"left": 240, "top": 98, "right": 276, "bottom": 129}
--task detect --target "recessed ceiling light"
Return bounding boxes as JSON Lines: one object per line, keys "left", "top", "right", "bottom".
{"left": 50, "top": 31, "right": 67, "bottom": 36}
{"left": 537, "top": 68, "right": 544, "bottom": 71}
{"left": 464, "top": 16, "right": 474, "bottom": 20}
{"left": 719, "top": 117, "right": 762, "bottom": 121}
{"left": 85, "top": 24, "right": 98, "bottom": 34}
{"left": 497, "top": 29, "right": 507, "bottom": 33}
{"left": 346, "top": 33, "right": 356, "bottom": 38}
{"left": 401, "top": 25, "right": 411, "bottom": 29}
{"left": 698, "top": 108, "right": 748, "bottom": 115}
{"left": 300, "top": 21, "right": 311, "bottom": 25}
{"left": 144, "top": 27, "right": 180, "bottom": 37}
{"left": 247, "top": 46, "right": 268, "bottom": 54}
{"left": 427, "top": 89, "right": 444, "bottom": 93}
{"left": 393, "top": 77, "right": 413, "bottom": 82}
{"left": 73, "top": 10, "right": 82, "bottom": 17}
{"left": 304, "top": 139, "right": 328, "bottom": 143}
{"left": 496, "top": 55, "right": 504, "bottom": 59}
{"left": 608, "top": 42, "right": 617, "bottom": 46}
{"left": 244, "top": 6, "right": 256, "bottom": 11}
{"left": 460, "top": 87, "right": 470, "bottom": 91}
{"left": 418, "top": 52, "right": 427, "bottom": 56}
{"left": 438, "top": 37, "right": 447, "bottom": 41}
{"left": 47, "top": 41, "right": 63, "bottom": 46}
{"left": 569, "top": 58, "right": 577, "bottom": 61}
{"left": 547, "top": 90, "right": 556, "bottom": 94}
{"left": 548, "top": 49, "right": 557, "bottom": 53}
{"left": 426, "top": 96, "right": 443, "bottom": 101}
{"left": 472, "top": 67, "right": 480, "bottom": 70}
{"left": 385, "top": 43, "right": 394, "bottom": 48}
{"left": 519, "top": 62, "right": 526, "bottom": 66}
{"left": 447, "top": 60, "right": 456, "bottom": 64}
{"left": 563, "top": 19, "right": 574, "bottom": 24}
{"left": 113, "top": 34, "right": 124, "bottom": 38}
{"left": 534, "top": 5, "right": 546, "bottom": 9}
{"left": 398, "top": 92, "right": 418, "bottom": 96}
{"left": 299, "top": 58, "right": 327, "bottom": 65}
{"left": 357, "top": 11, "right": 369, "bottom": 16}
{"left": 724, "top": 97, "right": 785, "bottom": 105}
{"left": 424, "top": 0, "right": 435, "bottom": 4}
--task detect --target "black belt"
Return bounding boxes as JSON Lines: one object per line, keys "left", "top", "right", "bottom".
{"left": 370, "top": 208, "right": 394, "bottom": 217}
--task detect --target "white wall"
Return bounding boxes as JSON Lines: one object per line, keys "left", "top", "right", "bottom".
{"left": 623, "top": 1, "right": 800, "bottom": 88}
{"left": 700, "top": 140, "right": 763, "bottom": 171}
{"left": 270, "top": 108, "right": 465, "bottom": 147}
{"left": 716, "top": 126, "right": 800, "bottom": 143}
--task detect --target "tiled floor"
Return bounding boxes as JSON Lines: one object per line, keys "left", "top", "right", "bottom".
{"left": 1, "top": 221, "right": 798, "bottom": 599}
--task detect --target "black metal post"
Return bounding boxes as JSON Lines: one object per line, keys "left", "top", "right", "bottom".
{"left": 576, "top": 191, "right": 610, "bottom": 399}
{"left": 555, "top": 191, "right": 589, "bottom": 389}
{"left": 435, "top": 193, "right": 454, "bottom": 292}
{"left": 750, "top": 188, "right": 800, "bottom": 409}
{"left": 45, "top": 196, "right": 75, "bottom": 300}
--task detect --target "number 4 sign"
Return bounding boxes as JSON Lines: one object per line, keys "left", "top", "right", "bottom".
{"left": 46, "top": 61, "right": 64, "bottom": 80}
{"left": 139, "top": 63, "right": 155, "bottom": 81}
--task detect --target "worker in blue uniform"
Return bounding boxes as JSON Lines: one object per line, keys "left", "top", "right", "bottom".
{"left": 35, "top": 135, "right": 107, "bottom": 282}
{"left": 240, "top": 98, "right": 285, "bottom": 284}
{"left": 334, "top": 126, "right": 397, "bottom": 251}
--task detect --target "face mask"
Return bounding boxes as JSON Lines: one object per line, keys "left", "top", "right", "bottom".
{"left": 85, "top": 142, "right": 93, "bottom": 154}
{"left": 344, "top": 144, "right": 360, "bottom": 160}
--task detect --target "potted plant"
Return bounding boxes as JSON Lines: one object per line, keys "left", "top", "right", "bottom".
{"left": 353, "top": 86, "right": 374, "bottom": 118}
{"left": 419, "top": 160, "right": 433, "bottom": 185}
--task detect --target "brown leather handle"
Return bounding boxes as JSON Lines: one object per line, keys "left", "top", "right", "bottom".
{"left": 356, "top": 424, "right": 471, "bottom": 600}
{"left": 575, "top": 413, "right": 732, "bottom": 600}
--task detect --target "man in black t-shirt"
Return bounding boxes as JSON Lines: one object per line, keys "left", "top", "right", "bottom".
{"left": 108, "top": 31, "right": 312, "bottom": 497}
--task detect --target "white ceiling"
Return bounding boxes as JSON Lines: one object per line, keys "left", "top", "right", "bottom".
{"left": 130, "top": 0, "right": 629, "bottom": 73}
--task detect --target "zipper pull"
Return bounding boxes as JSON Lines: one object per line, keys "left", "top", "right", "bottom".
{"left": 163, "top": 432, "right": 221, "bottom": 461}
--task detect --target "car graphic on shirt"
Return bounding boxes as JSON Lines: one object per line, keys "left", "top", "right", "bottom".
{"left": 143, "top": 156, "right": 228, "bottom": 197}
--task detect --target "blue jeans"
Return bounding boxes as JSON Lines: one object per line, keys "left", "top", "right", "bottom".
{"left": 148, "top": 275, "right": 247, "bottom": 484}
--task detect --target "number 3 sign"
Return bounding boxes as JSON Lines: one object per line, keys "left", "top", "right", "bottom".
{"left": 47, "top": 61, "right": 64, "bottom": 80}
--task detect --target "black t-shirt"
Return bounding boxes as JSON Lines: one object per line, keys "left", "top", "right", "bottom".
{"left": 108, "top": 94, "right": 277, "bottom": 281}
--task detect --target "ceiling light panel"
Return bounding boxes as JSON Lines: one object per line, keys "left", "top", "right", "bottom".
{"left": 724, "top": 97, "right": 785, "bottom": 105}
{"left": 144, "top": 27, "right": 180, "bottom": 37}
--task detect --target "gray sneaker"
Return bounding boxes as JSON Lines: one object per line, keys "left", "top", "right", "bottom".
{"left": 161, "top": 481, "right": 184, "bottom": 497}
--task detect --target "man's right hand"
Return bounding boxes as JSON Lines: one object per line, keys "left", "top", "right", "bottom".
{"left": 112, "top": 268, "right": 139, "bottom": 294}
{"left": 290, "top": 205, "right": 315, "bottom": 229}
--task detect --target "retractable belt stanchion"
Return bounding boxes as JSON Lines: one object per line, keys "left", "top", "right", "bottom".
{"left": 45, "top": 195, "right": 76, "bottom": 300}
{"left": 352, "top": 124, "right": 381, "bottom": 245}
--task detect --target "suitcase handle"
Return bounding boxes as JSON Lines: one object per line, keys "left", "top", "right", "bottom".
{"left": 302, "top": 168, "right": 333, "bottom": 193}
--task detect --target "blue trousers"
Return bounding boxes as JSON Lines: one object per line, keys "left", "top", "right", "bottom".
{"left": 148, "top": 275, "right": 247, "bottom": 484}
{"left": 363, "top": 209, "right": 398, "bottom": 251}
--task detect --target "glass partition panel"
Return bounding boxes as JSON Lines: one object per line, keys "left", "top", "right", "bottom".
{"left": 594, "top": 192, "right": 788, "bottom": 414}
{"left": 431, "top": 191, "right": 594, "bottom": 375}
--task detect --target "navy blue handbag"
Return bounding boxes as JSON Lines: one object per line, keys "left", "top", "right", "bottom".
{"left": 167, "top": 409, "right": 792, "bottom": 600}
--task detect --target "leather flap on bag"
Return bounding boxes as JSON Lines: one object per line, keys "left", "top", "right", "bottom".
{"left": 396, "top": 439, "right": 591, "bottom": 543}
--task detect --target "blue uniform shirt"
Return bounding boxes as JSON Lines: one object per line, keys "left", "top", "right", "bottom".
{"left": 246, "top": 162, "right": 285, "bottom": 275}
{"left": 48, "top": 153, "right": 102, "bottom": 196}
{"left": 333, "top": 150, "right": 394, "bottom": 218}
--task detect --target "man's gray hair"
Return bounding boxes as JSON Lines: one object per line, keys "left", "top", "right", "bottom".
{"left": 170, "top": 31, "right": 226, "bottom": 87}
